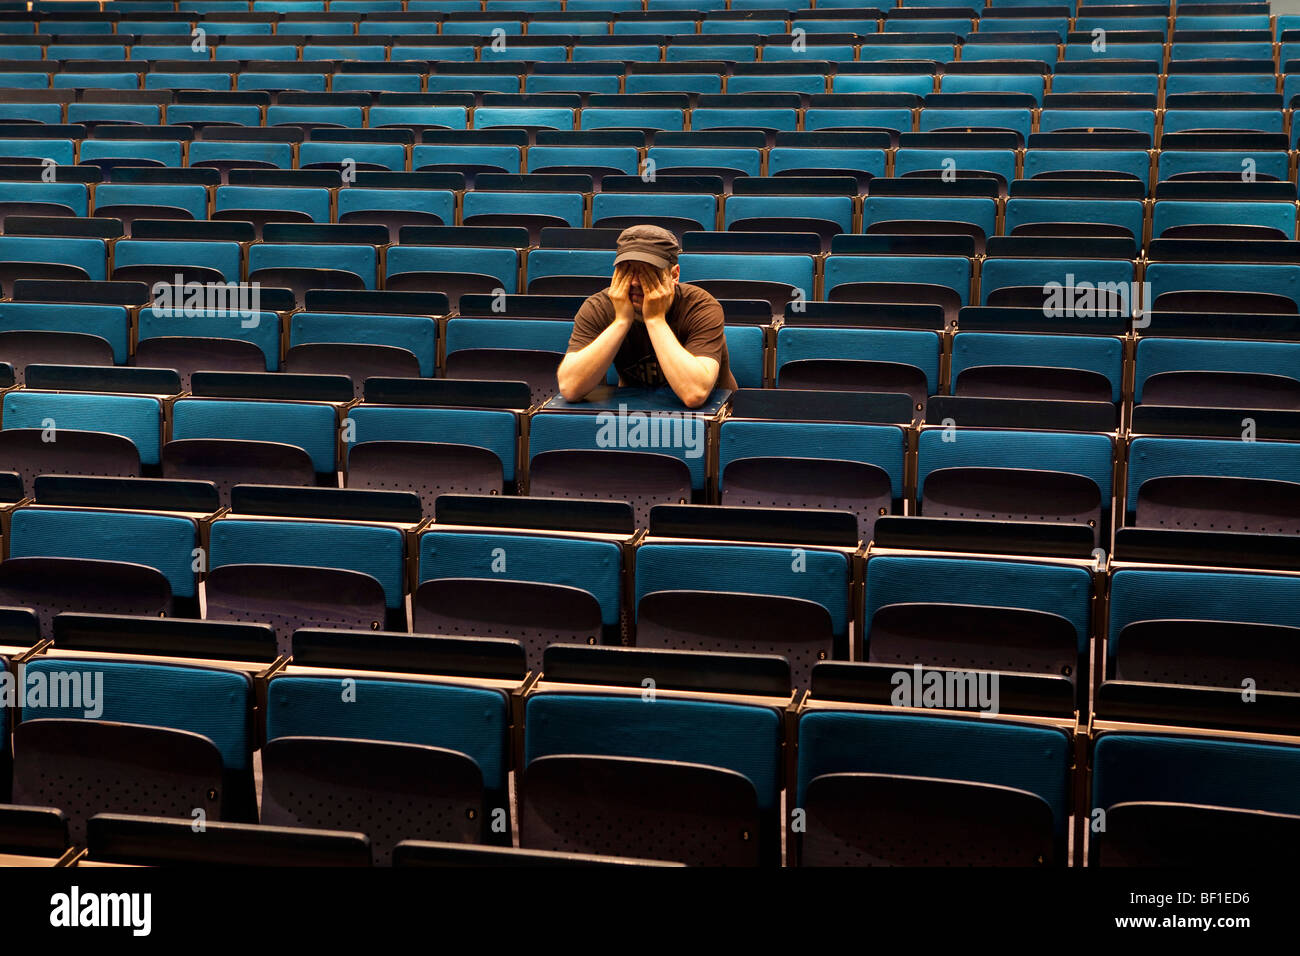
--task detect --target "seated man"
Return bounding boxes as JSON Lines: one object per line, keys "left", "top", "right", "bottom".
{"left": 557, "top": 225, "right": 737, "bottom": 409}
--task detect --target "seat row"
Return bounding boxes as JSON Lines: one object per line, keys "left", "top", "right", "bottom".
{"left": 0, "top": 601, "right": 1296, "bottom": 866}
{"left": 5, "top": 172, "right": 1297, "bottom": 247}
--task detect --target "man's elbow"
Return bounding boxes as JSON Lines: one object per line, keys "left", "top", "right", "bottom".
{"left": 679, "top": 385, "right": 710, "bottom": 409}
{"left": 557, "top": 377, "right": 583, "bottom": 402}
{"left": 556, "top": 361, "right": 581, "bottom": 402}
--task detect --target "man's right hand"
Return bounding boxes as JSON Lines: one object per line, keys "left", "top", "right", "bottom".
{"left": 608, "top": 266, "right": 636, "bottom": 324}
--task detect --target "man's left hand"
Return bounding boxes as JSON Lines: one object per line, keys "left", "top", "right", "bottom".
{"left": 639, "top": 266, "right": 674, "bottom": 321}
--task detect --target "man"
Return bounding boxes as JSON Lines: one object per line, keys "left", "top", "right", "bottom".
{"left": 557, "top": 224, "right": 737, "bottom": 409}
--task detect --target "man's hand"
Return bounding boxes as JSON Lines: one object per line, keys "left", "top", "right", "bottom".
{"left": 639, "top": 265, "right": 674, "bottom": 321}
{"left": 607, "top": 266, "right": 636, "bottom": 324}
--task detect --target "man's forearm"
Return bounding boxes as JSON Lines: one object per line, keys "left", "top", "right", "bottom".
{"left": 557, "top": 317, "right": 630, "bottom": 400}
{"left": 642, "top": 316, "right": 716, "bottom": 408}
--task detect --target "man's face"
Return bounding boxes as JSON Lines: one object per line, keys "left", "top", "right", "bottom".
{"left": 618, "top": 262, "right": 679, "bottom": 315}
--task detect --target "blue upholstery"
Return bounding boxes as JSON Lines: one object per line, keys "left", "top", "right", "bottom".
{"left": 823, "top": 255, "right": 972, "bottom": 307}
{"left": 865, "top": 555, "right": 1094, "bottom": 652}
{"left": 250, "top": 243, "right": 378, "bottom": 289}
{"left": 347, "top": 405, "right": 517, "bottom": 481}
{"left": 0, "top": 302, "right": 130, "bottom": 364}
{"left": 636, "top": 542, "right": 851, "bottom": 638}
{"left": 593, "top": 191, "right": 717, "bottom": 231}
{"left": 0, "top": 235, "right": 104, "bottom": 280}
{"left": 418, "top": 531, "right": 623, "bottom": 628}
{"left": 171, "top": 398, "right": 339, "bottom": 473}
{"left": 917, "top": 428, "right": 1115, "bottom": 501}
{"left": 2, "top": 391, "right": 161, "bottom": 463}
{"left": 679, "top": 252, "right": 816, "bottom": 299}
{"left": 647, "top": 146, "right": 762, "bottom": 177}
{"left": 526, "top": 693, "right": 784, "bottom": 811}
{"left": 291, "top": 313, "right": 436, "bottom": 377}
{"left": 267, "top": 676, "right": 511, "bottom": 792}
{"left": 1135, "top": 338, "right": 1300, "bottom": 401}
{"left": 720, "top": 420, "right": 908, "bottom": 499}
{"left": 1109, "top": 568, "right": 1300, "bottom": 658}
{"left": 1093, "top": 734, "right": 1300, "bottom": 817}
{"left": 0, "top": 181, "right": 88, "bottom": 216}
{"left": 21, "top": 659, "right": 252, "bottom": 770}
{"left": 336, "top": 187, "right": 455, "bottom": 226}
{"left": 386, "top": 245, "right": 520, "bottom": 294}
{"left": 864, "top": 196, "right": 998, "bottom": 240}
{"left": 9, "top": 508, "right": 197, "bottom": 598}
{"left": 463, "top": 190, "right": 585, "bottom": 228}
{"left": 444, "top": 317, "right": 574, "bottom": 357}
{"left": 215, "top": 185, "right": 331, "bottom": 224}
{"left": 768, "top": 146, "right": 888, "bottom": 178}
{"left": 137, "top": 307, "right": 280, "bottom": 371}
{"left": 113, "top": 239, "right": 241, "bottom": 284}
{"left": 776, "top": 327, "right": 942, "bottom": 394}
{"left": 1152, "top": 201, "right": 1298, "bottom": 239}
{"left": 1145, "top": 263, "right": 1300, "bottom": 306}
{"left": 1023, "top": 148, "right": 1151, "bottom": 184}
{"left": 724, "top": 325, "right": 764, "bottom": 389}
{"left": 980, "top": 259, "right": 1135, "bottom": 305}
{"left": 529, "top": 407, "right": 709, "bottom": 491}
{"left": 1005, "top": 198, "right": 1146, "bottom": 242}
{"left": 1126, "top": 438, "right": 1300, "bottom": 516}
{"left": 797, "top": 711, "right": 1072, "bottom": 837}
{"left": 725, "top": 195, "right": 854, "bottom": 233}
{"left": 1038, "top": 108, "right": 1156, "bottom": 138}
{"left": 581, "top": 107, "right": 688, "bottom": 130}
{"left": 94, "top": 183, "right": 208, "bottom": 221}
{"left": 952, "top": 332, "right": 1125, "bottom": 402}
{"left": 209, "top": 519, "right": 407, "bottom": 609}
{"left": 372, "top": 107, "right": 470, "bottom": 130}
{"left": 894, "top": 148, "right": 1017, "bottom": 186}
{"left": 527, "top": 146, "right": 639, "bottom": 175}
{"left": 1157, "top": 151, "right": 1290, "bottom": 182}
{"left": 527, "top": 249, "right": 618, "bottom": 285}
{"left": 188, "top": 140, "right": 294, "bottom": 168}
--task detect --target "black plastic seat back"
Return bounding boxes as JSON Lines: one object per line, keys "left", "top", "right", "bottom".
{"left": 347, "top": 440, "right": 505, "bottom": 516}
{"left": 1135, "top": 475, "right": 1300, "bottom": 535}
{"left": 0, "top": 557, "right": 170, "bottom": 637}
{"left": 204, "top": 563, "right": 388, "bottom": 657}
{"left": 0, "top": 428, "right": 141, "bottom": 491}
{"left": 920, "top": 465, "right": 1104, "bottom": 543}
{"left": 868, "top": 601, "right": 1079, "bottom": 680}
{"left": 12, "top": 719, "right": 223, "bottom": 845}
{"left": 528, "top": 448, "right": 692, "bottom": 528}
{"left": 1114, "top": 619, "right": 1300, "bottom": 692}
{"left": 85, "top": 812, "right": 372, "bottom": 866}
{"left": 260, "top": 736, "right": 485, "bottom": 867}
{"left": 800, "top": 772, "right": 1058, "bottom": 866}
{"left": 412, "top": 577, "right": 602, "bottom": 670}
{"left": 777, "top": 359, "right": 929, "bottom": 414}
{"left": 283, "top": 343, "right": 422, "bottom": 399}
{"left": 0, "top": 330, "right": 115, "bottom": 384}
{"left": 636, "top": 590, "right": 833, "bottom": 688}
{"left": 133, "top": 337, "right": 268, "bottom": 391}
{"left": 161, "top": 438, "right": 315, "bottom": 507}
{"left": 721, "top": 456, "right": 892, "bottom": 540}
{"left": 520, "top": 754, "right": 761, "bottom": 866}
{"left": 1098, "top": 801, "right": 1300, "bottom": 866}
{"left": 443, "top": 348, "right": 562, "bottom": 406}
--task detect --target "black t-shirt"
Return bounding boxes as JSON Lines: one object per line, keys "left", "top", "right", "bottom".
{"left": 566, "top": 281, "right": 737, "bottom": 390}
